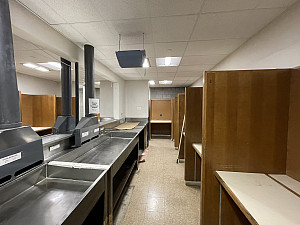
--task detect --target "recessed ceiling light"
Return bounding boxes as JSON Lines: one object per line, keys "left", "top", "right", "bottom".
{"left": 23, "top": 63, "right": 38, "bottom": 69}
{"left": 143, "top": 58, "right": 150, "bottom": 68}
{"left": 149, "top": 80, "right": 155, "bottom": 85}
{"left": 95, "top": 81, "right": 101, "bottom": 85}
{"left": 35, "top": 67, "right": 49, "bottom": 72}
{"left": 38, "top": 62, "right": 61, "bottom": 71}
{"left": 159, "top": 80, "right": 172, "bottom": 85}
{"left": 156, "top": 57, "right": 181, "bottom": 67}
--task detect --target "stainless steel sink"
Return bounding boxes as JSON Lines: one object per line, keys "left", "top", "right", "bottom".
{"left": 110, "top": 131, "right": 138, "bottom": 139}
{"left": 0, "top": 162, "right": 106, "bottom": 225}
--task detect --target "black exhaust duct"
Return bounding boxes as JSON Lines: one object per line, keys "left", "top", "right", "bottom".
{"left": 73, "top": 45, "right": 99, "bottom": 147}
{"left": 53, "top": 58, "right": 75, "bottom": 134}
{"left": 75, "top": 62, "right": 79, "bottom": 125}
{"left": 0, "top": 0, "right": 43, "bottom": 184}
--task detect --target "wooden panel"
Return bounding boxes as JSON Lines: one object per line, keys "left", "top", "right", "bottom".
{"left": 151, "top": 100, "right": 171, "bottom": 120}
{"left": 20, "top": 94, "right": 34, "bottom": 126}
{"left": 184, "top": 87, "right": 203, "bottom": 181}
{"left": 201, "top": 70, "right": 291, "bottom": 225}
{"left": 217, "top": 171, "right": 300, "bottom": 225}
{"left": 33, "top": 95, "right": 56, "bottom": 127}
{"left": 171, "top": 98, "right": 174, "bottom": 139}
{"left": 174, "top": 97, "right": 179, "bottom": 147}
{"left": 151, "top": 123, "right": 171, "bottom": 135}
{"left": 56, "top": 97, "right": 76, "bottom": 117}
{"left": 286, "top": 69, "right": 300, "bottom": 182}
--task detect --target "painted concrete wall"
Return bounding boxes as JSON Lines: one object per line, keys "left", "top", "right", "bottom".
{"left": 17, "top": 72, "right": 59, "bottom": 95}
{"left": 100, "top": 81, "right": 113, "bottom": 117}
{"left": 213, "top": 1, "right": 300, "bottom": 70}
{"left": 125, "top": 81, "right": 149, "bottom": 118}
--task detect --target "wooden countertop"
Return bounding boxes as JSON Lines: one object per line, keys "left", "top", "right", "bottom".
{"left": 192, "top": 143, "right": 202, "bottom": 158}
{"left": 32, "top": 127, "right": 52, "bottom": 132}
{"left": 150, "top": 120, "right": 172, "bottom": 123}
{"left": 215, "top": 171, "right": 300, "bottom": 225}
{"left": 269, "top": 174, "right": 300, "bottom": 196}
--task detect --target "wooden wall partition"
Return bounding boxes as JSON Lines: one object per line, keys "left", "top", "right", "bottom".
{"left": 174, "top": 97, "right": 179, "bottom": 148}
{"left": 184, "top": 87, "right": 203, "bottom": 181}
{"left": 20, "top": 94, "right": 34, "bottom": 126}
{"left": 286, "top": 69, "right": 300, "bottom": 181}
{"left": 171, "top": 98, "right": 174, "bottom": 140}
{"left": 56, "top": 97, "right": 76, "bottom": 117}
{"left": 150, "top": 100, "right": 171, "bottom": 120}
{"left": 20, "top": 94, "right": 56, "bottom": 127}
{"left": 201, "top": 69, "right": 291, "bottom": 225}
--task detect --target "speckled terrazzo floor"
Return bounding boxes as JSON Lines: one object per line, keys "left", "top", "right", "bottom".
{"left": 120, "top": 139, "right": 200, "bottom": 225}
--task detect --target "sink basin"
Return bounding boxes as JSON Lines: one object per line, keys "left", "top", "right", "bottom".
{"left": 0, "top": 162, "right": 106, "bottom": 225}
{"left": 110, "top": 131, "right": 138, "bottom": 139}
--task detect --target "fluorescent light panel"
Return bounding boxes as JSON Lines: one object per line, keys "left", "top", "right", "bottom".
{"left": 156, "top": 57, "right": 181, "bottom": 67}
{"left": 35, "top": 67, "right": 49, "bottom": 72}
{"left": 149, "top": 80, "right": 155, "bottom": 85}
{"left": 38, "top": 62, "right": 61, "bottom": 71}
{"left": 23, "top": 63, "right": 38, "bottom": 69}
{"left": 143, "top": 58, "right": 150, "bottom": 68}
{"left": 159, "top": 80, "right": 172, "bottom": 85}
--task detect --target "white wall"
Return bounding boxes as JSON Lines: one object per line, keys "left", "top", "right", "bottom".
{"left": 100, "top": 81, "right": 113, "bottom": 117}
{"left": 17, "top": 73, "right": 59, "bottom": 95}
{"left": 191, "top": 75, "right": 204, "bottom": 87}
{"left": 213, "top": 1, "right": 300, "bottom": 71}
{"left": 125, "top": 81, "right": 149, "bottom": 118}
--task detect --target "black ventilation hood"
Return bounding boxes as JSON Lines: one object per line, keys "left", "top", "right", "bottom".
{"left": 116, "top": 50, "right": 146, "bottom": 68}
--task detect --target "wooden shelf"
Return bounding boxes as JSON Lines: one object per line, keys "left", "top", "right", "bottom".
{"left": 32, "top": 127, "right": 52, "bottom": 132}
{"left": 216, "top": 171, "right": 300, "bottom": 225}
{"left": 269, "top": 174, "right": 300, "bottom": 196}
{"left": 192, "top": 143, "right": 202, "bottom": 158}
{"left": 150, "top": 120, "right": 172, "bottom": 123}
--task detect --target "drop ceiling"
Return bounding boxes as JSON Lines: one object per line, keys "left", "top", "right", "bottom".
{"left": 16, "top": 0, "right": 298, "bottom": 87}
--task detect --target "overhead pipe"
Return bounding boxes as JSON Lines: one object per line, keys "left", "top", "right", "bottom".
{"left": 61, "top": 58, "right": 72, "bottom": 117}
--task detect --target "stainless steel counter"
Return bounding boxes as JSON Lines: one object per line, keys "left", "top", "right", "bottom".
{"left": 0, "top": 163, "right": 106, "bottom": 225}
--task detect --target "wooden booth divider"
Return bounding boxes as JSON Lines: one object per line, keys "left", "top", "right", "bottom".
{"left": 19, "top": 93, "right": 56, "bottom": 135}
{"left": 174, "top": 94, "right": 185, "bottom": 150}
{"left": 56, "top": 97, "right": 76, "bottom": 117}
{"left": 201, "top": 69, "right": 300, "bottom": 225}
{"left": 149, "top": 100, "right": 172, "bottom": 138}
{"left": 184, "top": 87, "right": 203, "bottom": 182}
{"left": 171, "top": 98, "right": 175, "bottom": 140}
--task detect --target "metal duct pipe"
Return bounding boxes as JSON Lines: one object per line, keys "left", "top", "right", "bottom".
{"left": 61, "top": 58, "right": 72, "bottom": 117}
{"left": 84, "top": 44, "right": 95, "bottom": 117}
{"left": 0, "top": 0, "right": 22, "bottom": 129}
{"left": 75, "top": 62, "right": 79, "bottom": 124}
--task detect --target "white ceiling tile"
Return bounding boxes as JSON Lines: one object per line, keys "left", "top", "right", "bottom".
{"left": 185, "top": 39, "right": 246, "bottom": 55}
{"left": 92, "top": 0, "right": 149, "bottom": 20}
{"left": 177, "top": 65, "right": 214, "bottom": 72}
{"left": 118, "top": 68, "right": 140, "bottom": 74}
{"left": 14, "top": 50, "right": 58, "bottom": 63}
{"left": 174, "top": 76, "right": 199, "bottom": 81}
{"left": 51, "top": 24, "right": 87, "bottom": 43}
{"left": 154, "top": 42, "right": 188, "bottom": 57}
{"left": 72, "top": 22, "right": 119, "bottom": 46}
{"left": 96, "top": 46, "right": 119, "bottom": 59}
{"left": 257, "top": 0, "right": 298, "bottom": 9}
{"left": 152, "top": 15, "right": 197, "bottom": 42}
{"left": 107, "top": 18, "right": 153, "bottom": 45}
{"left": 157, "top": 72, "right": 176, "bottom": 79}
{"left": 120, "top": 44, "right": 156, "bottom": 57}
{"left": 148, "top": 0, "right": 204, "bottom": 17}
{"left": 149, "top": 58, "right": 157, "bottom": 67}
{"left": 180, "top": 55, "right": 226, "bottom": 65}
{"left": 192, "top": 8, "right": 285, "bottom": 40}
{"left": 201, "top": 0, "right": 259, "bottom": 13}
{"left": 94, "top": 49, "right": 106, "bottom": 60}
{"left": 18, "top": 0, "right": 66, "bottom": 24}
{"left": 157, "top": 67, "right": 178, "bottom": 73}
{"left": 42, "top": 0, "right": 104, "bottom": 23}
{"left": 99, "top": 58, "right": 120, "bottom": 68}
{"left": 13, "top": 35, "right": 40, "bottom": 51}
{"left": 176, "top": 71, "right": 203, "bottom": 77}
